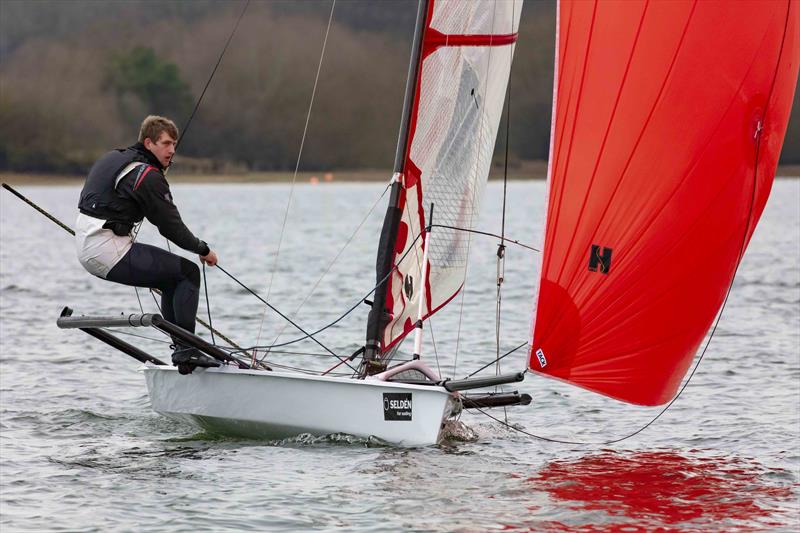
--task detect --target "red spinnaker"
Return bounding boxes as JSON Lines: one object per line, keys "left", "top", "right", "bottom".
{"left": 529, "top": 0, "right": 799, "bottom": 405}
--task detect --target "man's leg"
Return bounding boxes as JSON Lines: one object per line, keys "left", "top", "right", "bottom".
{"left": 106, "top": 242, "right": 200, "bottom": 333}
{"left": 106, "top": 243, "right": 213, "bottom": 374}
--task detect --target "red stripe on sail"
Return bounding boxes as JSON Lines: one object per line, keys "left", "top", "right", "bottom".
{"left": 423, "top": 28, "right": 518, "bottom": 59}
{"left": 383, "top": 281, "right": 465, "bottom": 353}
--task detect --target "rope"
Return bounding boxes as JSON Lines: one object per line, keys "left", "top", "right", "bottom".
{"left": 214, "top": 263, "right": 359, "bottom": 373}
{"left": 134, "top": 287, "right": 146, "bottom": 314}
{"left": 202, "top": 263, "right": 216, "bottom": 345}
{"left": 495, "top": 45, "right": 514, "bottom": 422}
{"left": 466, "top": 341, "right": 527, "bottom": 379}
{"left": 1, "top": 184, "right": 75, "bottom": 235}
{"left": 101, "top": 328, "right": 172, "bottom": 345}
{"left": 429, "top": 224, "right": 539, "bottom": 253}
{"left": 182, "top": 231, "right": 424, "bottom": 372}
{"left": 176, "top": 0, "right": 250, "bottom": 149}
{"left": 254, "top": 0, "right": 337, "bottom": 351}
{"left": 245, "top": 232, "right": 423, "bottom": 356}
{"left": 266, "top": 182, "right": 391, "bottom": 356}
{"left": 0, "top": 183, "right": 241, "bottom": 348}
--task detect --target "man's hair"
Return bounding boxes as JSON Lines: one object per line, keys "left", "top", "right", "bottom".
{"left": 138, "top": 115, "right": 179, "bottom": 143}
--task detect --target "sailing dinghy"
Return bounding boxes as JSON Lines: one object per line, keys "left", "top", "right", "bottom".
{"left": 56, "top": 0, "right": 798, "bottom": 446}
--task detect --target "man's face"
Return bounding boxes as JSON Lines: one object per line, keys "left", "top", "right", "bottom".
{"left": 144, "top": 132, "right": 177, "bottom": 168}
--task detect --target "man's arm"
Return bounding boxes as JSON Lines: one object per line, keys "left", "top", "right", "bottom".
{"left": 131, "top": 169, "right": 210, "bottom": 256}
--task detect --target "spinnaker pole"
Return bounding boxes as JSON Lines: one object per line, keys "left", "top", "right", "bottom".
{"left": 362, "top": 0, "right": 429, "bottom": 376}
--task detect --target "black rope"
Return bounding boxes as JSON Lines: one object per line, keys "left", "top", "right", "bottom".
{"left": 466, "top": 342, "right": 527, "bottom": 379}
{"left": 214, "top": 264, "right": 359, "bottom": 373}
{"left": 264, "top": 182, "right": 391, "bottom": 354}
{"left": 176, "top": 0, "right": 250, "bottom": 150}
{"left": 1, "top": 184, "right": 75, "bottom": 235}
{"left": 202, "top": 263, "right": 216, "bottom": 345}
{"left": 240, "top": 232, "right": 425, "bottom": 356}
{"left": 429, "top": 224, "right": 539, "bottom": 253}
{"left": 1, "top": 183, "right": 243, "bottom": 349}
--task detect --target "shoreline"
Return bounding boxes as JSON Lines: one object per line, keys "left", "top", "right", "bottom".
{"left": 2, "top": 162, "right": 798, "bottom": 185}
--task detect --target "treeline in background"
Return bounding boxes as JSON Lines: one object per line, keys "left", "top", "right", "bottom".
{"left": 1, "top": 0, "right": 797, "bottom": 175}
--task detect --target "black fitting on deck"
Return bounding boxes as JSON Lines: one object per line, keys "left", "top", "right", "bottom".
{"left": 440, "top": 371, "right": 525, "bottom": 392}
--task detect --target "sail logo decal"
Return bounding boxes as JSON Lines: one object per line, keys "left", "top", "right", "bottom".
{"left": 404, "top": 274, "right": 414, "bottom": 299}
{"left": 383, "top": 393, "right": 412, "bottom": 421}
{"left": 588, "top": 244, "right": 613, "bottom": 274}
{"left": 535, "top": 349, "right": 547, "bottom": 368}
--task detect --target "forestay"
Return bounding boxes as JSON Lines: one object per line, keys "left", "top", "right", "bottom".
{"left": 380, "top": 0, "right": 524, "bottom": 352}
{"left": 529, "top": 0, "right": 799, "bottom": 405}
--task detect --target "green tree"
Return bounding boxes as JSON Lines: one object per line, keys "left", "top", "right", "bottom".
{"left": 104, "top": 47, "right": 193, "bottom": 128}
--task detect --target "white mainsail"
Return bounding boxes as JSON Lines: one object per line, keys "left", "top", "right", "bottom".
{"left": 380, "top": 0, "right": 523, "bottom": 352}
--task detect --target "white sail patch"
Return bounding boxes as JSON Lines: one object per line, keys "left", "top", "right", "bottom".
{"left": 535, "top": 349, "right": 547, "bottom": 368}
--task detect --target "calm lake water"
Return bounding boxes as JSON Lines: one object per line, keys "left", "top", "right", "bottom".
{"left": 1, "top": 180, "right": 798, "bottom": 531}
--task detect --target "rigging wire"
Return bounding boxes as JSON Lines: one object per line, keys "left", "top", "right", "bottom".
{"left": 203, "top": 219, "right": 539, "bottom": 358}
{"left": 101, "top": 328, "right": 173, "bottom": 345}
{"left": 253, "top": 231, "right": 425, "bottom": 360}
{"left": 0, "top": 184, "right": 233, "bottom": 346}
{"left": 494, "top": 16, "right": 516, "bottom": 423}
{"left": 429, "top": 225, "right": 539, "bottom": 253}
{"left": 452, "top": 3, "right": 506, "bottom": 378}
{"left": 129, "top": 0, "right": 247, "bottom": 339}
{"left": 254, "top": 0, "right": 338, "bottom": 353}
{"left": 198, "top": 232, "right": 424, "bottom": 365}
{"left": 466, "top": 341, "right": 528, "bottom": 379}
{"left": 134, "top": 287, "right": 146, "bottom": 314}
{"left": 214, "top": 263, "right": 360, "bottom": 373}
{"left": 176, "top": 0, "right": 250, "bottom": 150}
{"left": 130, "top": 223, "right": 151, "bottom": 317}
{"left": 263, "top": 182, "right": 391, "bottom": 362}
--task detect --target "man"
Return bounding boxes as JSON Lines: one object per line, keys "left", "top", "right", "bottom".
{"left": 76, "top": 115, "right": 218, "bottom": 375}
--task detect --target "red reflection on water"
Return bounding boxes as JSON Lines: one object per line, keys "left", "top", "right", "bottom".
{"left": 520, "top": 451, "right": 795, "bottom": 531}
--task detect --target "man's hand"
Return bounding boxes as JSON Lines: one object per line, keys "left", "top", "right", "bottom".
{"left": 200, "top": 250, "right": 218, "bottom": 266}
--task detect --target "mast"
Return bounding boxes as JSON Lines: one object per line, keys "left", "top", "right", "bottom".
{"left": 363, "top": 0, "right": 429, "bottom": 375}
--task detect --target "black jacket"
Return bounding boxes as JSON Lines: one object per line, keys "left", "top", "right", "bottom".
{"left": 78, "top": 143, "right": 209, "bottom": 255}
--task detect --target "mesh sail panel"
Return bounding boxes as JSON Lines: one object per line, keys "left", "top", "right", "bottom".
{"left": 381, "top": 0, "right": 523, "bottom": 350}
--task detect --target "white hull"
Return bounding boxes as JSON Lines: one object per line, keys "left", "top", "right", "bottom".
{"left": 142, "top": 364, "right": 458, "bottom": 446}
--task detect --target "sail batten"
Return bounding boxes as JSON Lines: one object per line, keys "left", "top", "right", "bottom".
{"left": 529, "top": 0, "right": 799, "bottom": 406}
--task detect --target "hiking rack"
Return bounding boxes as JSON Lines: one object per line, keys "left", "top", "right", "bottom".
{"left": 57, "top": 307, "right": 250, "bottom": 369}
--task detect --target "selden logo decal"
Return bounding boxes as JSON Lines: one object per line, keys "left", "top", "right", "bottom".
{"left": 383, "top": 393, "right": 412, "bottom": 421}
